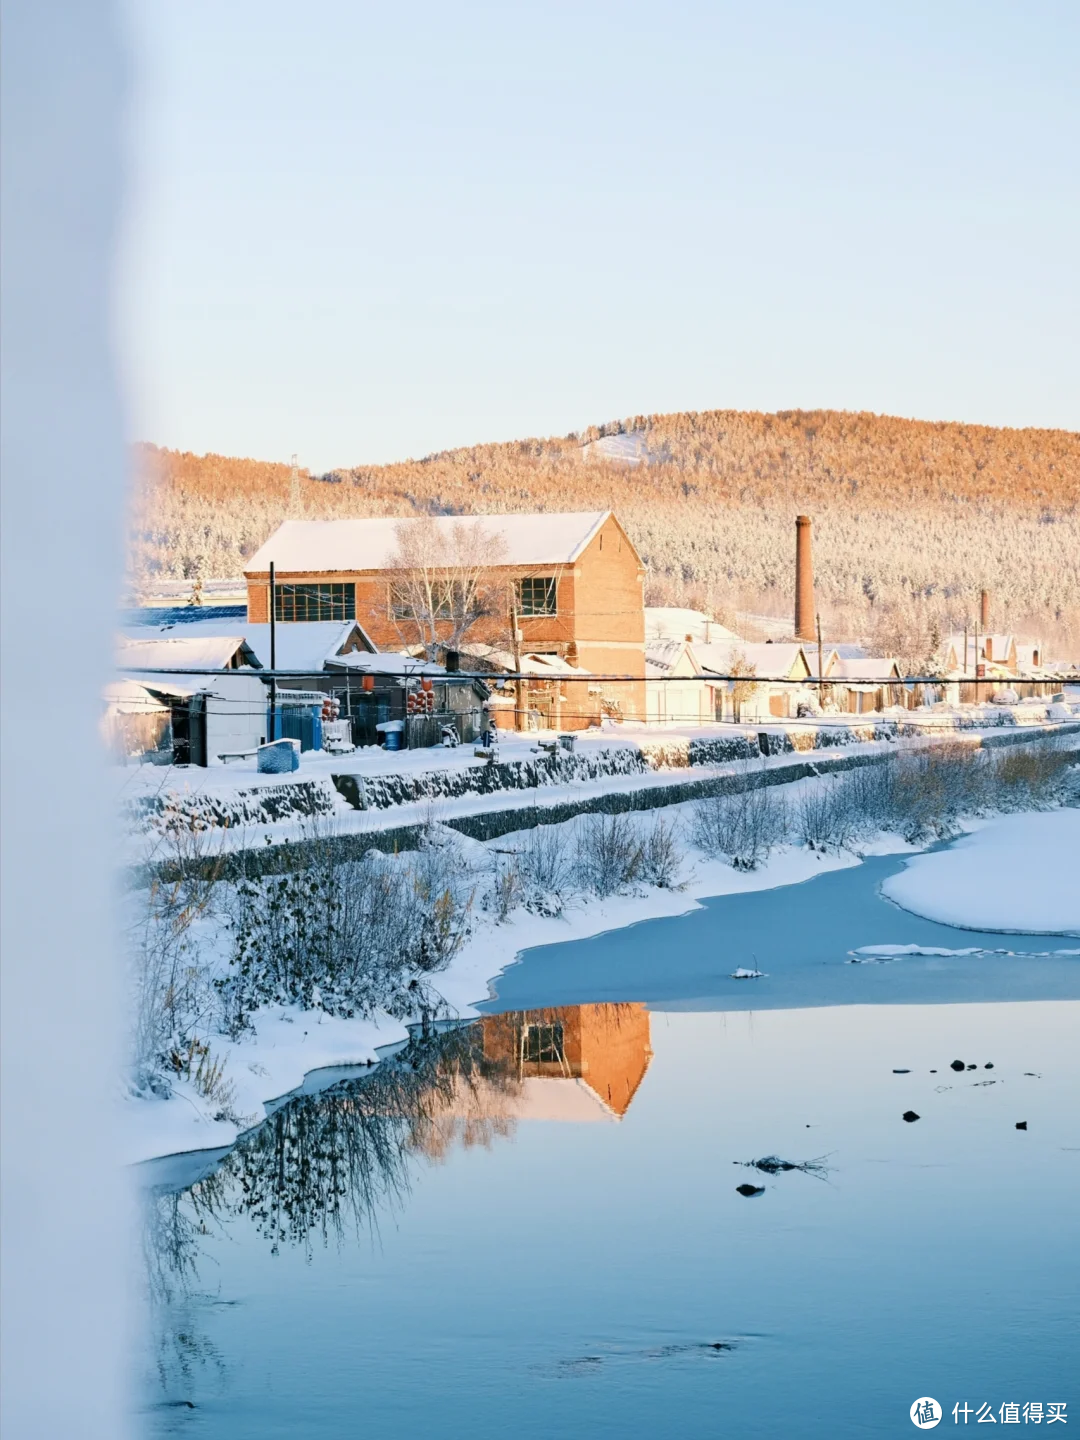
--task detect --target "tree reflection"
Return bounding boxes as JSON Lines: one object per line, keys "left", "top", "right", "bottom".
{"left": 146, "top": 1020, "right": 519, "bottom": 1284}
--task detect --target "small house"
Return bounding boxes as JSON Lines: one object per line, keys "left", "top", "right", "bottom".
{"left": 645, "top": 638, "right": 716, "bottom": 726}
{"left": 695, "top": 641, "right": 814, "bottom": 721}
{"left": 827, "top": 656, "right": 904, "bottom": 714}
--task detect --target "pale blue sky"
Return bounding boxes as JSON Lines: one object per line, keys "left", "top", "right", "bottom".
{"left": 120, "top": 0, "right": 1079, "bottom": 471}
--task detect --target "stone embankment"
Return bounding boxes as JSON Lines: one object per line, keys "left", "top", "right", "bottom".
{"left": 136, "top": 720, "right": 1080, "bottom": 883}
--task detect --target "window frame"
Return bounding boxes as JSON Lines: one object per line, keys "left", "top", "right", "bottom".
{"left": 274, "top": 581, "right": 356, "bottom": 623}
{"left": 516, "top": 575, "right": 558, "bottom": 618}
{"left": 522, "top": 1021, "right": 565, "bottom": 1065}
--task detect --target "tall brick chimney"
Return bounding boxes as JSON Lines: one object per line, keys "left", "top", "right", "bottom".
{"left": 980, "top": 589, "right": 990, "bottom": 630}
{"left": 795, "top": 515, "right": 815, "bottom": 640}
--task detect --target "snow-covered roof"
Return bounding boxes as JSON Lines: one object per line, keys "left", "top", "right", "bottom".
{"left": 119, "top": 618, "right": 372, "bottom": 672}
{"left": 328, "top": 649, "right": 447, "bottom": 677}
{"left": 694, "top": 641, "right": 811, "bottom": 681}
{"left": 644, "top": 607, "right": 741, "bottom": 645}
{"left": 943, "top": 633, "right": 1016, "bottom": 666}
{"left": 238, "top": 622, "right": 372, "bottom": 671}
{"left": 116, "top": 633, "right": 255, "bottom": 672}
{"left": 519, "top": 651, "right": 591, "bottom": 677}
{"left": 454, "top": 645, "right": 591, "bottom": 677}
{"left": 244, "top": 512, "right": 612, "bottom": 574}
{"left": 644, "top": 638, "right": 690, "bottom": 671}
{"left": 831, "top": 657, "right": 901, "bottom": 680}
{"left": 102, "top": 679, "right": 170, "bottom": 714}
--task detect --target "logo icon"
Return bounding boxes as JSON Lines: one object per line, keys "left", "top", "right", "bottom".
{"left": 911, "top": 1398, "right": 942, "bottom": 1429}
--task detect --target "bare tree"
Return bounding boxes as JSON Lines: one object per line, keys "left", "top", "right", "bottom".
{"left": 386, "top": 516, "right": 509, "bottom": 660}
{"left": 729, "top": 650, "right": 759, "bottom": 721}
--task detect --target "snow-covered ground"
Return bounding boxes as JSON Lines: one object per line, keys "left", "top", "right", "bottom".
{"left": 881, "top": 809, "right": 1080, "bottom": 936}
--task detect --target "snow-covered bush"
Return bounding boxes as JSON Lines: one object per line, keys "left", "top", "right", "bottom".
{"left": 692, "top": 782, "right": 788, "bottom": 870}
{"left": 515, "top": 824, "right": 580, "bottom": 914}
{"left": 128, "top": 823, "right": 234, "bottom": 1110}
{"left": 574, "top": 813, "right": 645, "bottom": 897}
{"left": 989, "top": 743, "right": 1073, "bottom": 810}
{"left": 219, "top": 833, "right": 473, "bottom": 1033}
{"left": 795, "top": 778, "right": 859, "bottom": 853}
{"left": 638, "top": 814, "right": 684, "bottom": 888}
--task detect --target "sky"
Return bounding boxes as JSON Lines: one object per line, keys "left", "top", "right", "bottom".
{"left": 120, "top": 0, "right": 1079, "bottom": 472}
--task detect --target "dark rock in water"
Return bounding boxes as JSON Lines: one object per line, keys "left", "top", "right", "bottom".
{"left": 903, "top": 1111, "right": 920, "bottom": 1123}
{"left": 930, "top": 1069, "right": 937, "bottom": 1073}
{"left": 893, "top": 1068, "right": 911, "bottom": 1073}
{"left": 736, "top": 1183, "right": 765, "bottom": 1197}
{"left": 966, "top": 1063, "right": 977, "bottom": 1070}
{"left": 950, "top": 1060, "right": 965, "bottom": 1072}
{"left": 1016, "top": 1121, "right": 1028, "bottom": 1130}
{"left": 985, "top": 1063, "right": 994, "bottom": 1069}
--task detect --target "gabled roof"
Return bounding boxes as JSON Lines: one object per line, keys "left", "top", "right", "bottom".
{"left": 238, "top": 621, "right": 374, "bottom": 670}
{"left": 694, "top": 640, "right": 811, "bottom": 681}
{"left": 244, "top": 511, "right": 613, "bottom": 574}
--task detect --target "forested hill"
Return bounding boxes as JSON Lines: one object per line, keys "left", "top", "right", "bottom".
{"left": 132, "top": 408, "right": 1080, "bottom": 650}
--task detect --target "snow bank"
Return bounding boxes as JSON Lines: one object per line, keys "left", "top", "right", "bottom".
{"left": 881, "top": 810, "right": 1080, "bottom": 936}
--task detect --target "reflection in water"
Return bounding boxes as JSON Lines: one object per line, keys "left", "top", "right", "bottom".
{"left": 480, "top": 1002, "right": 652, "bottom": 1118}
{"left": 147, "top": 1002, "right": 651, "bottom": 1269}
{"left": 144, "top": 1004, "right": 651, "bottom": 1412}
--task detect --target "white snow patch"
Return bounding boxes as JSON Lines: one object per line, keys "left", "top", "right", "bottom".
{"left": 881, "top": 810, "right": 1080, "bottom": 936}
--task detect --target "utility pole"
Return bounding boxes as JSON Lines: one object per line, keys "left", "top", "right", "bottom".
{"left": 269, "top": 560, "right": 278, "bottom": 738}
{"left": 816, "top": 610, "right": 824, "bottom": 707}
{"left": 509, "top": 595, "right": 524, "bottom": 731}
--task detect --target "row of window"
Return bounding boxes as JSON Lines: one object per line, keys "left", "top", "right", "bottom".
{"left": 271, "top": 577, "right": 559, "bottom": 622}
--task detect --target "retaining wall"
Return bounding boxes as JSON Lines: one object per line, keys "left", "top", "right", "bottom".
{"left": 139, "top": 722, "right": 1080, "bottom": 884}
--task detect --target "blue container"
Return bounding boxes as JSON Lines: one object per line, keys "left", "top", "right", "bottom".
{"left": 384, "top": 728, "right": 402, "bottom": 751}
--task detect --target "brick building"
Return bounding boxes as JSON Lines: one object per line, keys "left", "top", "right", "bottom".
{"left": 244, "top": 510, "right": 646, "bottom": 723}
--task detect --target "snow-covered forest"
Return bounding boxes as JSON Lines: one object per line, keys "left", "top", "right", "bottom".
{"left": 131, "top": 407, "right": 1080, "bottom": 650}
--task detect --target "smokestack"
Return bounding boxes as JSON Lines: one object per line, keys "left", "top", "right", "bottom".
{"left": 980, "top": 589, "right": 990, "bottom": 630}
{"left": 795, "top": 515, "right": 815, "bottom": 640}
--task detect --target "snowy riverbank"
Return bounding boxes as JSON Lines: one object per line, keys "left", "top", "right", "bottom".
{"left": 126, "top": 780, "right": 1078, "bottom": 1170}
{"left": 125, "top": 822, "right": 877, "bottom": 1168}
{"left": 881, "top": 809, "right": 1080, "bottom": 936}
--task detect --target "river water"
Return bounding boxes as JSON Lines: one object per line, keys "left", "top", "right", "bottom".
{"left": 141, "top": 851, "right": 1079, "bottom": 1438}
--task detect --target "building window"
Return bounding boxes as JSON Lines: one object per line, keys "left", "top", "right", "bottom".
{"left": 517, "top": 576, "right": 557, "bottom": 617}
{"left": 275, "top": 582, "right": 355, "bottom": 622}
{"left": 388, "top": 581, "right": 455, "bottom": 621}
{"left": 522, "top": 1022, "right": 564, "bottom": 1064}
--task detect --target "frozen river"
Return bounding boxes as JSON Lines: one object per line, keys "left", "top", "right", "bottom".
{"left": 142, "top": 847, "right": 1079, "bottom": 1438}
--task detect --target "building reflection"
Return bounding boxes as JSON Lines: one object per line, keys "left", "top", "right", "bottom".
{"left": 478, "top": 1002, "right": 652, "bottom": 1119}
